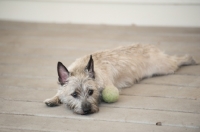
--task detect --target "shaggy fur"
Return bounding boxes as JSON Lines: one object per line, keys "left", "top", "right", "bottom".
{"left": 44, "top": 44, "right": 196, "bottom": 115}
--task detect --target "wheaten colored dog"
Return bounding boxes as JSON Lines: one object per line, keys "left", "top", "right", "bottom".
{"left": 44, "top": 44, "right": 196, "bottom": 115}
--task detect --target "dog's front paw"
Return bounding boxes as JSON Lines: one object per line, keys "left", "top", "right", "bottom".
{"left": 44, "top": 98, "right": 60, "bottom": 107}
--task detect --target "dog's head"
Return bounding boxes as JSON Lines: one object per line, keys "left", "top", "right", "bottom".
{"left": 57, "top": 55, "right": 101, "bottom": 115}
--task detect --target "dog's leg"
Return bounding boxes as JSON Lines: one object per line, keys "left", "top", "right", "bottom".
{"left": 44, "top": 91, "right": 62, "bottom": 107}
{"left": 104, "top": 80, "right": 120, "bottom": 96}
{"left": 175, "top": 54, "right": 197, "bottom": 67}
{"left": 152, "top": 54, "right": 197, "bottom": 76}
{"left": 44, "top": 62, "right": 69, "bottom": 107}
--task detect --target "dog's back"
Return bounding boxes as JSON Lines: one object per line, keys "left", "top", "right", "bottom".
{"left": 68, "top": 44, "right": 196, "bottom": 89}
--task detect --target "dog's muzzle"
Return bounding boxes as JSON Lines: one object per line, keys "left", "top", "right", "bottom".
{"left": 81, "top": 101, "right": 92, "bottom": 115}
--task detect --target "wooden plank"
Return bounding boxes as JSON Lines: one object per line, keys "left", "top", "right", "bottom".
{"left": 1, "top": 21, "right": 200, "bottom": 34}
{"left": 0, "top": 55, "right": 74, "bottom": 67}
{"left": 1, "top": 25, "right": 200, "bottom": 45}
{"left": 0, "top": 76, "right": 57, "bottom": 90}
{"left": 1, "top": 38, "right": 199, "bottom": 50}
{"left": 0, "top": 45, "right": 94, "bottom": 60}
{"left": 141, "top": 75, "right": 200, "bottom": 87}
{"left": 1, "top": 114, "right": 198, "bottom": 132}
{"left": 0, "top": 86, "right": 56, "bottom": 102}
{"left": 0, "top": 85, "right": 199, "bottom": 113}
{"left": 0, "top": 35, "right": 124, "bottom": 49}
{"left": 0, "top": 36, "right": 104, "bottom": 51}
{"left": 121, "top": 84, "right": 200, "bottom": 100}
{"left": 103, "top": 95, "right": 200, "bottom": 113}
{"left": 176, "top": 65, "right": 200, "bottom": 76}
{"left": 157, "top": 42, "right": 200, "bottom": 53}
{"left": 0, "top": 30, "right": 199, "bottom": 42}
{"left": 0, "top": 20, "right": 200, "bottom": 36}
{"left": 0, "top": 44, "right": 200, "bottom": 61}
{"left": 0, "top": 65, "right": 56, "bottom": 77}
{"left": 0, "top": 128, "right": 44, "bottom": 132}
{"left": 0, "top": 100, "right": 199, "bottom": 130}
{"left": 1, "top": 35, "right": 200, "bottom": 56}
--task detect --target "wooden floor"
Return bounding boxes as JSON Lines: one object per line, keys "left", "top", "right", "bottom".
{"left": 0, "top": 21, "right": 200, "bottom": 132}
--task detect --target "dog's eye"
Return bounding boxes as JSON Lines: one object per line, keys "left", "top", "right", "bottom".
{"left": 71, "top": 92, "right": 78, "bottom": 98}
{"left": 88, "top": 89, "right": 93, "bottom": 96}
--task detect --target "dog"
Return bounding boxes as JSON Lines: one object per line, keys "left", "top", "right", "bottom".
{"left": 44, "top": 44, "right": 197, "bottom": 115}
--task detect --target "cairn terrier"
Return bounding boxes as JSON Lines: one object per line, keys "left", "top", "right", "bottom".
{"left": 44, "top": 44, "right": 196, "bottom": 115}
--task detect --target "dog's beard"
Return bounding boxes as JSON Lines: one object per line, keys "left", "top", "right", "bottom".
{"left": 59, "top": 91, "right": 100, "bottom": 115}
{"left": 66, "top": 99, "right": 99, "bottom": 115}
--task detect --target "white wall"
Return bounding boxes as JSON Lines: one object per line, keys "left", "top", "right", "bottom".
{"left": 0, "top": 0, "right": 200, "bottom": 27}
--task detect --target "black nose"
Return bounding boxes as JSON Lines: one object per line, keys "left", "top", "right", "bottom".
{"left": 82, "top": 102, "right": 92, "bottom": 115}
{"left": 83, "top": 108, "right": 91, "bottom": 115}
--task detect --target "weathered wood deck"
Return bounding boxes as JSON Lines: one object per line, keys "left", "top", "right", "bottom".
{"left": 0, "top": 21, "right": 200, "bottom": 132}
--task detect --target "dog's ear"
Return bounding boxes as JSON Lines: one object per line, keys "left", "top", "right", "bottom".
{"left": 86, "top": 55, "right": 95, "bottom": 79}
{"left": 57, "top": 62, "right": 70, "bottom": 85}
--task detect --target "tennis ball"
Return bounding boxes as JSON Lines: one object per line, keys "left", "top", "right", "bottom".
{"left": 102, "top": 86, "right": 119, "bottom": 103}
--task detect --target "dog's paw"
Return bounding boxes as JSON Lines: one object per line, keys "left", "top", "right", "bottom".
{"left": 184, "top": 55, "right": 197, "bottom": 65}
{"left": 44, "top": 98, "right": 59, "bottom": 107}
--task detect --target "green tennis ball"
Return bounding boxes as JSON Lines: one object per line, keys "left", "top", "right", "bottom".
{"left": 102, "top": 86, "right": 119, "bottom": 103}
